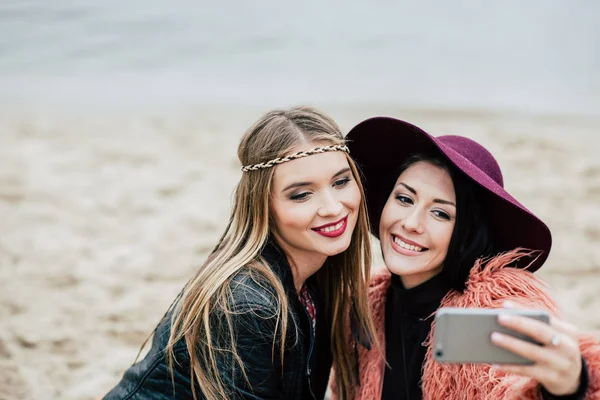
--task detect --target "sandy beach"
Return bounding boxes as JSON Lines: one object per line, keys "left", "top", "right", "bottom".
{"left": 1, "top": 106, "right": 599, "bottom": 400}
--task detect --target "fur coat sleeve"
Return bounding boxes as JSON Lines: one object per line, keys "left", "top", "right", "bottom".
{"left": 330, "top": 249, "right": 600, "bottom": 399}
{"left": 421, "top": 249, "right": 600, "bottom": 400}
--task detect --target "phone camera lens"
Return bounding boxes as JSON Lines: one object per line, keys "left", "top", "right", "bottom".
{"left": 435, "top": 349, "right": 443, "bottom": 358}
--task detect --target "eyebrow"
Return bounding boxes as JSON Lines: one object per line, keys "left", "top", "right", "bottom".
{"left": 282, "top": 167, "right": 351, "bottom": 192}
{"left": 398, "top": 182, "right": 456, "bottom": 207}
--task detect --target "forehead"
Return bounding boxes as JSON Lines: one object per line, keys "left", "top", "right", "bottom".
{"left": 271, "top": 145, "right": 350, "bottom": 188}
{"left": 397, "top": 161, "right": 455, "bottom": 198}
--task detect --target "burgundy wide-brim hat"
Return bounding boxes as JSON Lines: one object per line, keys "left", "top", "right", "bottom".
{"left": 347, "top": 117, "right": 552, "bottom": 272}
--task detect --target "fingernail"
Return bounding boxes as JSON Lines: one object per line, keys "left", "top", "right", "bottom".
{"left": 503, "top": 300, "right": 515, "bottom": 308}
{"left": 498, "top": 314, "right": 511, "bottom": 323}
{"left": 491, "top": 332, "right": 503, "bottom": 342}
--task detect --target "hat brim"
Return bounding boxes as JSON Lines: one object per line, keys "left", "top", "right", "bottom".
{"left": 347, "top": 117, "right": 552, "bottom": 272}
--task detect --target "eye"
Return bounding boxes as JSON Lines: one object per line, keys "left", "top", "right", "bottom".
{"left": 395, "top": 194, "right": 413, "bottom": 205}
{"left": 290, "top": 192, "right": 311, "bottom": 202}
{"left": 432, "top": 209, "right": 451, "bottom": 220}
{"left": 333, "top": 177, "right": 351, "bottom": 188}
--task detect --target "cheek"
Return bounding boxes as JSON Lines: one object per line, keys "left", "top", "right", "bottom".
{"left": 379, "top": 204, "right": 404, "bottom": 232}
{"left": 433, "top": 224, "right": 454, "bottom": 254}
{"left": 342, "top": 184, "right": 362, "bottom": 210}
{"left": 272, "top": 203, "right": 312, "bottom": 232}
{"left": 379, "top": 209, "right": 390, "bottom": 235}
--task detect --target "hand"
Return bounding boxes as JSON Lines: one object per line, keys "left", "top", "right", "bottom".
{"left": 490, "top": 301, "right": 582, "bottom": 396}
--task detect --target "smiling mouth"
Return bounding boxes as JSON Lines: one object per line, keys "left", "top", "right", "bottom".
{"left": 392, "top": 235, "right": 428, "bottom": 252}
{"left": 312, "top": 216, "right": 348, "bottom": 237}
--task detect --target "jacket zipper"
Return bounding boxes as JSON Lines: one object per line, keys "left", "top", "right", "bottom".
{"left": 302, "top": 301, "right": 317, "bottom": 400}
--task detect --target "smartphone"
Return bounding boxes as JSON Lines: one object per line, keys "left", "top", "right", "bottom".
{"left": 433, "top": 307, "right": 550, "bottom": 365}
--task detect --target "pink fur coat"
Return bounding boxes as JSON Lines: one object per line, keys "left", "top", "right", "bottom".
{"left": 332, "top": 249, "right": 600, "bottom": 399}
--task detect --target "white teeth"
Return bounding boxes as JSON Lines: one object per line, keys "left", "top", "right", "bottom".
{"left": 393, "top": 236, "right": 423, "bottom": 252}
{"left": 319, "top": 220, "right": 344, "bottom": 232}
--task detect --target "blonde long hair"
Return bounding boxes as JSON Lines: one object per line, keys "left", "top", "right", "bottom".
{"left": 166, "top": 106, "right": 377, "bottom": 400}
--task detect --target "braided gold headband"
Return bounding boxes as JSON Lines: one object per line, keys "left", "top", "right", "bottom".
{"left": 241, "top": 144, "right": 350, "bottom": 172}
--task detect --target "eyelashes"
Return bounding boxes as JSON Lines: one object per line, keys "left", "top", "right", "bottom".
{"left": 395, "top": 194, "right": 413, "bottom": 205}
{"left": 394, "top": 193, "right": 453, "bottom": 221}
{"left": 290, "top": 192, "right": 309, "bottom": 201}
{"left": 289, "top": 177, "right": 352, "bottom": 202}
{"left": 333, "top": 177, "right": 351, "bottom": 188}
{"left": 432, "top": 210, "right": 451, "bottom": 220}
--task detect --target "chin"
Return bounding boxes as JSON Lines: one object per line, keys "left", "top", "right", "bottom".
{"left": 385, "top": 263, "right": 408, "bottom": 276}
{"left": 382, "top": 255, "right": 418, "bottom": 276}
{"left": 323, "top": 240, "right": 352, "bottom": 256}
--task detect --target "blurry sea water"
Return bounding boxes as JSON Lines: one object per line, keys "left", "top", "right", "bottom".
{"left": 0, "top": 0, "right": 599, "bottom": 115}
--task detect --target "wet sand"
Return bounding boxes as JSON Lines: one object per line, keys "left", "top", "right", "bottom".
{"left": 1, "top": 106, "right": 599, "bottom": 399}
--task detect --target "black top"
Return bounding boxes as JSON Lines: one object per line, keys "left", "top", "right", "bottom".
{"left": 382, "top": 273, "right": 449, "bottom": 400}
{"left": 103, "top": 240, "right": 333, "bottom": 400}
{"left": 381, "top": 273, "right": 589, "bottom": 400}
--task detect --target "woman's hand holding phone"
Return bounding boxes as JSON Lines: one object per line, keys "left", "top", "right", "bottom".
{"left": 491, "top": 300, "right": 583, "bottom": 396}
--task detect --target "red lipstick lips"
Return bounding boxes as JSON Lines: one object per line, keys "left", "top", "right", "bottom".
{"left": 391, "top": 234, "right": 427, "bottom": 256}
{"left": 312, "top": 216, "right": 348, "bottom": 238}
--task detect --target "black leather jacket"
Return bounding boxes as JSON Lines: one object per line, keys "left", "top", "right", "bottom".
{"left": 103, "top": 240, "right": 333, "bottom": 400}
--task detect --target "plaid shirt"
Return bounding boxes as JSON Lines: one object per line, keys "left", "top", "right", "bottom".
{"left": 298, "top": 285, "right": 316, "bottom": 332}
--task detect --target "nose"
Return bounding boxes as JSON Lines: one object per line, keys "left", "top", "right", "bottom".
{"left": 401, "top": 207, "right": 425, "bottom": 234}
{"left": 317, "top": 189, "right": 343, "bottom": 217}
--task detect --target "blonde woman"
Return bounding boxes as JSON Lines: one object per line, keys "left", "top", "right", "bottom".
{"left": 102, "top": 107, "right": 377, "bottom": 400}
